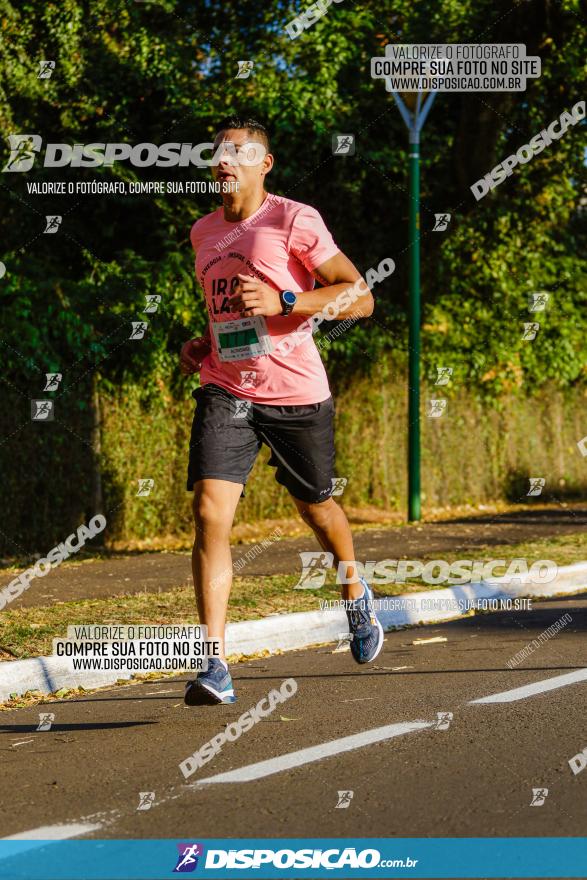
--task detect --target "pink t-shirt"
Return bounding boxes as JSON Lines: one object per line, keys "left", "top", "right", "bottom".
{"left": 190, "top": 193, "right": 339, "bottom": 405}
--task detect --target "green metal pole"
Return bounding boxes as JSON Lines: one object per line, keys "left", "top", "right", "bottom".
{"left": 408, "top": 135, "right": 421, "bottom": 522}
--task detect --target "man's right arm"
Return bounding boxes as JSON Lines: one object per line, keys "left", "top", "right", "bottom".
{"left": 182, "top": 229, "right": 212, "bottom": 374}
{"left": 180, "top": 331, "right": 212, "bottom": 375}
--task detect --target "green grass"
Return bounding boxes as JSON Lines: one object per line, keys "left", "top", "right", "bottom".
{"left": 1, "top": 532, "right": 585, "bottom": 661}
{"left": 405, "top": 532, "right": 587, "bottom": 581}
{"left": 0, "top": 574, "right": 332, "bottom": 660}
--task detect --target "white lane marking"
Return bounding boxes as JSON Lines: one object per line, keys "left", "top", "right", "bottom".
{"left": 11, "top": 739, "right": 35, "bottom": 747}
{"left": 470, "top": 668, "right": 587, "bottom": 704}
{"left": 2, "top": 822, "right": 101, "bottom": 840}
{"left": 194, "top": 721, "right": 432, "bottom": 785}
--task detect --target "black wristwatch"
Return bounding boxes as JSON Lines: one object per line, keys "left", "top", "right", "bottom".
{"left": 279, "top": 289, "right": 297, "bottom": 316}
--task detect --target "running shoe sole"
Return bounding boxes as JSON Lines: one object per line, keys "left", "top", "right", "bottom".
{"left": 184, "top": 680, "right": 236, "bottom": 706}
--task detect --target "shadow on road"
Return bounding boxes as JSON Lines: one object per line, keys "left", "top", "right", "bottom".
{"left": 0, "top": 720, "right": 157, "bottom": 732}
{"left": 442, "top": 505, "right": 587, "bottom": 526}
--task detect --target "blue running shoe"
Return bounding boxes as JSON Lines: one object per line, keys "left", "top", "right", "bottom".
{"left": 345, "top": 577, "right": 384, "bottom": 664}
{"left": 184, "top": 658, "right": 237, "bottom": 705}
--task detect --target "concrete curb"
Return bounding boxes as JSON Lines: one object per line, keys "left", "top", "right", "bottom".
{"left": 1, "top": 562, "right": 586, "bottom": 701}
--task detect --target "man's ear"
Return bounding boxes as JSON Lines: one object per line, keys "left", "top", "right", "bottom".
{"left": 262, "top": 152, "right": 274, "bottom": 176}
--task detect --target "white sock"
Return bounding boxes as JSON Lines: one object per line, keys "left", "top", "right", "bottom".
{"left": 351, "top": 581, "right": 366, "bottom": 602}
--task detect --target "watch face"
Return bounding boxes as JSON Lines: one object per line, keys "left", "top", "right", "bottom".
{"left": 283, "top": 290, "right": 296, "bottom": 305}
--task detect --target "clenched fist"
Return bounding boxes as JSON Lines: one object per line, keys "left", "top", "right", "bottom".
{"left": 229, "top": 273, "right": 283, "bottom": 317}
{"left": 180, "top": 336, "right": 212, "bottom": 375}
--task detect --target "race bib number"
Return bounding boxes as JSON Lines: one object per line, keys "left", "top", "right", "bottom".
{"left": 211, "top": 316, "right": 273, "bottom": 362}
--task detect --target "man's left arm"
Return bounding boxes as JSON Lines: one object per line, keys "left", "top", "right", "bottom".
{"left": 229, "top": 252, "right": 374, "bottom": 319}
{"left": 293, "top": 252, "right": 374, "bottom": 319}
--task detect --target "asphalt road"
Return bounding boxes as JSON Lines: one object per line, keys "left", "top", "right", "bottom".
{"left": 1, "top": 595, "right": 586, "bottom": 852}
{"left": 2, "top": 504, "right": 586, "bottom": 609}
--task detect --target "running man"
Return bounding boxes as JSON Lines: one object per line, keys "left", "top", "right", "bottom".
{"left": 180, "top": 116, "right": 383, "bottom": 705}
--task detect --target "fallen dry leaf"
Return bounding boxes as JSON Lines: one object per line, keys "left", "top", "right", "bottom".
{"left": 412, "top": 636, "right": 447, "bottom": 645}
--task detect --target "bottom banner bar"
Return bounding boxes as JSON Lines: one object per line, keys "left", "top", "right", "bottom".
{"left": 0, "top": 837, "right": 585, "bottom": 879}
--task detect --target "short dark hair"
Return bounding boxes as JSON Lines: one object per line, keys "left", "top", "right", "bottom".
{"left": 214, "top": 115, "right": 271, "bottom": 152}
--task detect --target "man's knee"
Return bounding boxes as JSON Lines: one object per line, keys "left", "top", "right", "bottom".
{"left": 298, "top": 498, "right": 337, "bottom": 531}
{"left": 193, "top": 488, "right": 232, "bottom": 533}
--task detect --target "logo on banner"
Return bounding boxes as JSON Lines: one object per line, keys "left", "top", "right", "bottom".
{"left": 3, "top": 134, "right": 43, "bottom": 172}
{"left": 173, "top": 843, "right": 204, "bottom": 872}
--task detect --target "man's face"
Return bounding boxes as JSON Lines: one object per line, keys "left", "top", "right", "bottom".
{"left": 211, "top": 128, "right": 271, "bottom": 192}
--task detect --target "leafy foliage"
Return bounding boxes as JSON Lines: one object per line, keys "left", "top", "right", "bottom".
{"left": 0, "top": 0, "right": 584, "bottom": 550}
{"left": 0, "top": 0, "right": 584, "bottom": 397}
